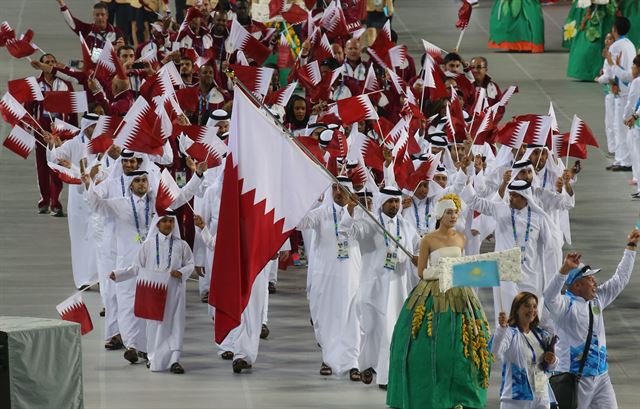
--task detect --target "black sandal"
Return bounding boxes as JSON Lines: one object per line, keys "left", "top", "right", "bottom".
{"left": 170, "top": 362, "right": 184, "bottom": 374}
{"left": 320, "top": 362, "right": 332, "bottom": 376}
{"left": 349, "top": 368, "right": 361, "bottom": 382}
{"left": 361, "top": 368, "right": 373, "bottom": 384}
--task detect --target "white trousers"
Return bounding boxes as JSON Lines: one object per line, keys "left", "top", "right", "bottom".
{"left": 604, "top": 93, "right": 617, "bottom": 154}
{"left": 628, "top": 128, "right": 640, "bottom": 190}
{"left": 577, "top": 373, "right": 618, "bottom": 409}
{"left": 614, "top": 96, "right": 632, "bottom": 166}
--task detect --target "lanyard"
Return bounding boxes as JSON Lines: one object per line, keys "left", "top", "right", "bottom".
{"left": 521, "top": 328, "right": 545, "bottom": 366}
{"left": 542, "top": 169, "right": 548, "bottom": 189}
{"left": 155, "top": 234, "right": 174, "bottom": 269}
{"left": 412, "top": 198, "right": 430, "bottom": 232}
{"left": 511, "top": 206, "right": 531, "bottom": 263}
{"left": 379, "top": 213, "right": 400, "bottom": 248}
{"left": 332, "top": 205, "right": 341, "bottom": 241}
{"left": 130, "top": 195, "right": 150, "bottom": 242}
{"left": 120, "top": 175, "right": 125, "bottom": 197}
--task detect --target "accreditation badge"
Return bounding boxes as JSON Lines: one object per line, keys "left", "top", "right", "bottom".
{"left": 175, "top": 171, "right": 187, "bottom": 187}
{"left": 337, "top": 239, "right": 349, "bottom": 259}
{"left": 533, "top": 370, "right": 548, "bottom": 395}
{"left": 383, "top": 248, "right": 398, "bottom": 270}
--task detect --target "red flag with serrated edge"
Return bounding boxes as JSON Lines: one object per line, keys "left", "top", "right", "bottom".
{"left": 43, "top": 91, "right": 88, "bottom": 114}
{"left": 295, "top": 60, "right": 322, "bottom": 88}
{"left": 568, "top": 115, "right": 599, "bottom": 147}
{"left": 326, "top": 129, "right": 348, "bottom": 159}
{"left": 134, "top": 271, "right": 169, "bottom": 321}
{"left": 469, "top": 109, "right": 494, "bottom": 145}
{"left": 456, "top": 0, "right": 472, "bottom": 30}
{"left": 320, "top": 0, "right": 349, "bottom": 39}
{"left": 56, "top": 293, "right": 93, "bottom": 335}
{"left": 350, "top": 130, "right": 385, "bottom": 171}
{"left": 445, "top": 94, "right": 467, "bottom": 143}
{"left": 514, "top": 114, "right": 552, "bottom": 146}
{"left": 228, "top": 19, "right": 272, "bottom": 65}
{"left": 230, "top": 65, "right": 275, "bottom": 97}
{"left": 94, "top": 41, "right": 117, "bottom": 81}
{"left": 423, "top": 55, "right": 449, "bottom": 101}
{"left": 403, "top": 152, "right": 439, "bottom": 191}
{"left": 88, "top": 115, "right": 120, "bottom": 154}
{"left": 79, "top": 35, "right": 95, "bottom": 73}
{"left": 304, "top": 0, "right": 316, "bottom": 10}
{"left": 422, "top": 39, "right": 444, "bottom": 64}
{"left": 0, "top": 21, "right": 15, "bottom": 47}
{"left": 264, "top": 81, "right": 297, "bottom": 106}
{"left": 282, "top": 3, "right": 309, "bottom": 25}
{"left": 0, "top": 92, "right": 29, "bottom": 126}
{"left": 3, "top": 125, "right": 35, "bottom": 159}
{"left": 175, "top": 86, "right": 199, "bottom": 113}
{"left": 494, "top": 119, "right": 529, "bottom": 149}
{"left": 48, "top": 161, "right": 82, "bottom": 184}
{"left": 114, "top": 97, "right": 164, "bottom": 156}
{"left": 392, "top": 129, "right": 413, "bottom": 188}
{"left": 333, "top": 94, "right": 379, "bottom": 125}
{"left": 363, "top": 65, "right": 380, "bottom": 93}
{"left": 209, "top": 88, "right": 331, "bottom": 343}
{"left": 553, "top": 132, "right": 588, "bottom": 160}
{"left": 52, "top": 118, "right": 80, "bottom": 140}
{"left": 8, "top": 77, "right": 43, "bottom": 103}
{"left": 297, "top": 136, "right": 326, "bottom": 164}
{"left": 156, "top": 169, "right": 181, "bottom": 215}
{"left": 269, "top": 0, "right": 285, "bottom": 19}
{"left": 314, "top": 33, "right": 334, "bottom": 62}
{"left": 5, "top": 29, "right": 38, "bottom": 58}
{"left": 177, "top": 126, "right": 227, "bottom": 168}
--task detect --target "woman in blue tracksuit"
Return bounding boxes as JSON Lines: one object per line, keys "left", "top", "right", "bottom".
{"left": 492, "top": 292, "right": 558, "bottom": 409}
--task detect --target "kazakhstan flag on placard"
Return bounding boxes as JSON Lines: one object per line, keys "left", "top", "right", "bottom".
{"left": 452, "top": 260, "right": 500, "bottom": 288}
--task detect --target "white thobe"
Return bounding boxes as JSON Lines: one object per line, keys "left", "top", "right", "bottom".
{"left": 114, "top": 233, "right": 194, "bottom": 371}
{"left": 298, "top": 203, "right": 362, "bottom": 375}
{"left": 340, "top": 209, "right": 420, "bottom": 385}
{"left": 48, "top": 134, "right": 98, "bottom": 288}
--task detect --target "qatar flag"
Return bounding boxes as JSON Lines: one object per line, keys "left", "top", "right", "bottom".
{"left": 264, "top": 81, "right": 297, "bottom": 107}
{"left": 3, "top": 125, "right": 35, "bottom": 159}
{"left": 567, "top": 115, "right": 598, "bottom": 147}
{"left": 422, "top": 39, "right": 445, "bottom": 63}
{"left": 7, "top": 77, "right": 43, "bottom": 103}
{"left": 230, "top": 65, "right": 275, "bottom": 98}
{"left": 178, "top": 127, "right": 227, "bottom": 168}
{"left": 269, "top": 0, "right": 286, "bottom": 18}
{"left": 456, "top": 0, "right": 473, "bottom": 30}
{"left": 553, "top": 132, "right": 588, "bottom": 160}
{"left": 48, "top": 161, "right": 82, "bottom": 184}
{"left": 228, "top": 19, "right": 271, "bottom": 65}
{"left": 52, "top": 118, "right": 80, "bottom": 140}
{"left": 155, "top": 169, "right": 181, "bottom": 215}
{"left": 333, "top": 94, "right": 379, "bottom": 125}
{"left": 43, "top": 91, "right": 88, "bottom": 114}
{"left": 494, "top": 119, "right": 530, "bottom": 149}
{"left": 282, "top": 3, "right": 309, "bottom": 25}
{"left": 88, "top": 115, "right": 120, "bottom": 154}
{"left": 209, "top": 87, "right": 331, "bottom": 343}
{"left": 363, "top": 65, "right": 380, "bottom": 93}
{"left": 0, "top": 92, "right": 29, "bottom": 126}
{"left": 134, "top": 270, "right": 169, "bottom": 321}
{"left": 114, "top": 97, "right": 164, "bottom": 156}
{"left": 5, "top": 29, "right": 38, "bottom": 58}
{"left": 56, "top": 293, "right": 93, "bottom": 335}
{"left": 0, "top": 21, "right": 15, "bottom": 47}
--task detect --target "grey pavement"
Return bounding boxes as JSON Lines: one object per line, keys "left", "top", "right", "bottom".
{"left": 1, "top": 0, "right": 640, "bottom": 408}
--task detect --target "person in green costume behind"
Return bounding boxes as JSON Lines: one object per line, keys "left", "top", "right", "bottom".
{"left": 387, "top": 194, "right": 491, "bottom": 409}
{"left": 489, "top": 0, "right": 545, "bottom": 53}
{"left": 563, "top": 0, "right": 617, "bottom": 81}
{"left": 619, "top": 0, "right": 640, "bottom": 45}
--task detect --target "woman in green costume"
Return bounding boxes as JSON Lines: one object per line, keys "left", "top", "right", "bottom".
{"left": 387, "top": 194, "right": 491, "bottom": 409}
{"left": 489, "top": 0, "right": 545, "bottom": 53}
{"left": 563, "top": 1, "right": 617, "bottom": 81}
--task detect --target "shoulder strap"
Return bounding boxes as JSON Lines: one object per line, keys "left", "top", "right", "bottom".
{"left": 577, "top": 302, "right": 594, "bottom": 380}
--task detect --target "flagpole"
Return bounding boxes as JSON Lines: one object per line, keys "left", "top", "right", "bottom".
{"left": 454, "top": 29, "right": 465, "bottom": 52}
{"left": 228, "top": 69, "right": 415, "bottom": 259}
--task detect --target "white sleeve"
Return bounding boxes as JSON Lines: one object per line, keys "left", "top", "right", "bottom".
{"left": 598, "top": 249, "right": 636, "bottom": 309}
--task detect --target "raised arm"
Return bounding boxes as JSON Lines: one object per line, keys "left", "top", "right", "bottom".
{"left": 598, "top": 229, "right": 639, "bottom": 308}
{"left": 543, "top": 252, "right": 581, "bottom": 320}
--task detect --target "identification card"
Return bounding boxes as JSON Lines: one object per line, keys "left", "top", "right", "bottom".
{"left": 175, "top": 171, "right": 187, "bottom": 187}
{"left": 533, "top": 370, "right": 548, "bottom": 395}
{"left": 383, "top": 249, "right": 398, "bottom": 270}
{"left": 337, "top": 239, "right": 349, "bottom": 259}
{"left": 91, "top": 47, "right": 102, "bottom": 63}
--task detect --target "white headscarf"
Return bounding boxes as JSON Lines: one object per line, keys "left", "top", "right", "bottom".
{"left": 375, "top": 185, "right": 402, "bottom": 213}
{"left": 145, "top": 212, "right": 181, "bottom": 243}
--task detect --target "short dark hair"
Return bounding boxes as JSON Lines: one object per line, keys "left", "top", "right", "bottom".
{"left": 94, "top": 2, "right": 108, "bottom": 11}
{"left": 39, "top": 53, "right": 56, "bottom": 63}
{"left": 444, "top": 52, "right": 463, "bottom": 64}
{"left": 471, "top": 56, "right": 488, "bottom": 67}
{"left": 321, "top": 58, "right": 340, "bottom": 70}
{"left": 117, "top": 45, "right": 135, "bottom": 57}
{"left": 508, "top": 292, "right": 540, "bottom": 329}
{"left": 614, "top": 16, "right": 630, "bottom": 36}
{"left": 633, "top": 54, "right": 640, "bottom": 67}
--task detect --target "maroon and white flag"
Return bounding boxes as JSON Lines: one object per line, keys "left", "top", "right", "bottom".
{"left": 3, "top": 125, "right": 35, "bottom": 159}
{"left": 268, "top": 0, "right": 286, "bottom": 18}
{"left": 0, "top": 21, "right": 15, "bottom": 47}
{"left": 178, "top": 126, "right": 227, "bottom": 167}
{"left": 48, "top": 161, "right": 82, "bottom": 184}
{"left": 43, "top": 91, "right": 88, "bottom": 114}
{"left": 230, "top": 65, "right": 275, "bottom": 98}
{"left": 5, "top": 29, "right": 38, "bottom": 58}
{"left": 315, "top": 33, "right": 334, "bottom": 62}
{"left": 87, "top": 115, "right": 120, "bottom": 154}
{"left": 332, "top": 94, "right": 378, "bottom": 125}
{"left": 228, "top": 19, "right": 271, "bottom": 65}
{"left": 282, "top": 3, "right": 309, "bottom": 25}
{"left": 79, "top": 34, "right": 94, "bottom": 73}
{"left": 553, "top": 132, "right": 588, "bottom": 160}
{"left": 0, "top": 92, "right": 29, "bottom": 126}
{"left": 7, "top": 77, "right": 43, "bottom": 103}
{"left": 568, "top": 115, "right": 598, "bottom": 148}
{"left": 363, "top": 65, "right": 380, "bottom": 93}
{"left": 264, "top": 81, "right": 297, "bottom": 106}
{"left": 456, "top": 0, "right": 473, "bottom": 29}
{"left": 297, "top": 60, "right": 322, "bottom": 88}
{"left": 156, "top": 169, "right": 181, "bottom": 215}
{"left": 516, "top": 114, "right": 552, "bottom": 146}
{"left": 495, "top": 120, "right": 530, "bottom": 149}
{"left": 319, "top": 0, "right": 349, "bottom": 38}
{"left": 114, "top": 97, "right": 164, "bottom": 156}
{"left": 209, "top": 88, "right": 331, "bottom": 343}
{"left": 422, "top": 39, "right": 445, "bottom": 63}
{"left": 52, "top": 118, "right": 80, "bottom": 140}
{"left": 134, "top": 270, "right": 169, "bottom": 321}
{"left": 56, "top": 293, "right": 94, "bottom": 335}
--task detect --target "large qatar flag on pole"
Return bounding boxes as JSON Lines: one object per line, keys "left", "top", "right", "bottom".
{"left": 209, "top": 87, "right": 332, "bottom": 343}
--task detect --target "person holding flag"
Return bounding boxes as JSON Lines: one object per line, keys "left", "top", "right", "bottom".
{"left": 108, "top": 211, "right": 194, "bottom": 374}
{"left": 387, "top": 193, "right": 490, "bottom": 409}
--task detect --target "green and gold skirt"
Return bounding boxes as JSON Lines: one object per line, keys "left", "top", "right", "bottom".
{"left": 387, "top": 280, "right": 491, "bottom": 409}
